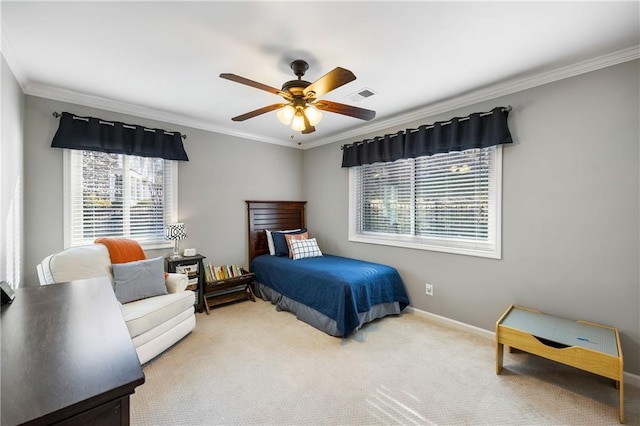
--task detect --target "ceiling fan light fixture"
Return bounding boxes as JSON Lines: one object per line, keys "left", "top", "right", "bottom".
{"left": 291, "top": 111, "right": 306, "bottom": 132}
{"left": 304, "top": 105, "right": 323, "bottom": 126}
{"left": 277, "top": 104, "right": 296, "bottom": 125}
{"left": 221, "top": 59, "right": 375, "bottom": 133}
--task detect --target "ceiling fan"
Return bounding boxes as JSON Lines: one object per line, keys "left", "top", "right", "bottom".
{"left": 220, "top": 60, "right": 376, "bottom": 134}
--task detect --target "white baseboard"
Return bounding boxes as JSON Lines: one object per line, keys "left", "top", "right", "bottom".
{"left": 405, "top": 306, "right": 640, "bottom": 388}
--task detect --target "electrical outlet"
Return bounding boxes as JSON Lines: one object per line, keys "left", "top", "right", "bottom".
{"left": 425, "top": 283, "right": 433, "bottom": 296}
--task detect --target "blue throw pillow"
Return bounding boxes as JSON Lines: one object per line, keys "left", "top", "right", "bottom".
{"left": 112, "top": 256, "right": 167, "bottom": 304}
{"left": 272, "top": 228, "right": 307, "bottom": 257}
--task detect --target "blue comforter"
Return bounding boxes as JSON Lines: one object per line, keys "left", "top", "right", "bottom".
{"left": 251, "top": 254, "right": 409, "bottom": 336}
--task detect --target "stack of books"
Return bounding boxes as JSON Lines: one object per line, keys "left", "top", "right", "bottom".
{"left": 203, "top": 263, "right": 244, "bottom": 282}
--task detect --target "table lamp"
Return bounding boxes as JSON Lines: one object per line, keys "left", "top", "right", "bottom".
{"left": 165, "top": 223, "right": 187, "bottom": 259}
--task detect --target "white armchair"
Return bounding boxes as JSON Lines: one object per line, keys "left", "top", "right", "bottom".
{"left": 36, "top": 242, "right": 196, "bottom": 364}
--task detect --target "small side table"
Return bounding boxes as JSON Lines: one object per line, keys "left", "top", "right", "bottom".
{"left": 496, "top": 305, "right": 624, "bottom": 423}
{"left": 165, "top": 254, "right": 206, "bottom": 313}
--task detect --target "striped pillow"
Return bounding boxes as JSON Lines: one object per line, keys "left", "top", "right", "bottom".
{"left": 290, "top": 238, "right": 323, "bottom": 260}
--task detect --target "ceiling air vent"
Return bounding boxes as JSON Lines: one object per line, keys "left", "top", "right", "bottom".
{"left": 347, "top": 88, "right": 376, "bottom": 103}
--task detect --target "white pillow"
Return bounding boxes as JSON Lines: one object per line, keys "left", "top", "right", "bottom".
{"left": 290, "top": 238, "right": 323, "bottom": 260}
{"left": 266, "top": 228, "right": 300, "bottom": 255}
{"left": 265, "top": 230, "right": 275, "bottom": 255}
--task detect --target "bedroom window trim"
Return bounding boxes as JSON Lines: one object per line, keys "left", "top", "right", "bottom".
{"left": 348, "top": 145, "right": 502, "bottom": 259}
{"left": 63, "top": 149, "right": 178, "bottom": 250}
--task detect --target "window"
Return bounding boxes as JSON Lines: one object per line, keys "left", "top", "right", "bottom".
{"left": 349, "top": 146, "right": 501, "bottom": 258}
{"left": 64, "top": 150, "right": 177, "bottom": 249}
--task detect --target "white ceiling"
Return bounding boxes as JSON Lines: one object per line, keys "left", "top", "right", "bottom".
{"left": 2, "top": 1, "right": 639, "bottom": 148}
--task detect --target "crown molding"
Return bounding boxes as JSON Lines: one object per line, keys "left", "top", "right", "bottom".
{"left": 23, "top": 82, "right": 294, "bottom": 148}
{"left": 302, "top": 45, "right": 640, "bottom": 150}
{"left": 11, "top": 45, "right": 639, "bottom": 151}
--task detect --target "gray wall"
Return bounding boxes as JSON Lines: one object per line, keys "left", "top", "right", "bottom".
{"left": 303, "top": 60, "right": 640, "bottom": 375}
{"left": 23, "top": 96, "right": 303, "bottom": 287}
{"left": 18, "top": 59, "right": 640, "bottom": 376}
{"left": 1, "top": 55, "right": 25, "bottom": 288}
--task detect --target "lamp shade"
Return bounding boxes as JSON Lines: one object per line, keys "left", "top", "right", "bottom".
{"left": 290, "top": 112, "right": 306, "bottom": 131}
{"left": 304, "top": 105, "right": 322, "bottom": 126}
{"left": 165, "top": 223, "right": 187, "bottom": 240}
{"left": 277, "top": 105, "right": 296, "bottom": 125}
{"left": 277, "top": 103, "right": 323, "bottom": 132}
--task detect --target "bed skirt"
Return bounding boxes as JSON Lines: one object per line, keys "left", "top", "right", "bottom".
{"left": 255, "top": 281, "right": 402, "bottom": 337}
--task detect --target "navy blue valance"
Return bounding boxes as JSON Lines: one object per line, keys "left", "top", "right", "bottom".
{"left": 341, "top": 106, "right": 512, "bottom": 167}
{"left": 51, "top": 112, "right": 189, "bottom": 161}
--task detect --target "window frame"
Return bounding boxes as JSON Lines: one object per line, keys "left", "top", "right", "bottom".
{"left": 348, "top": 145, "right": 502, "bottom": 259}
{"left": 63, "top": 149, "right": 178, "bottom": 250}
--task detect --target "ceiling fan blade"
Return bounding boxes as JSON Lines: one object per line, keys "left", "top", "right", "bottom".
{"left": 315, "top": 100, "right": 376, "bottom": 121}
{"left": 301, "top": 114, "right": 316, "bottom": 134}
{"left": 220, "top": 73, "right": 290, "bottom": 99}
{"left": 231, "top": 103, "right": 286, "bottom": 121}
{"left": 303, "top": 67, "right": 356, "bottom": 98}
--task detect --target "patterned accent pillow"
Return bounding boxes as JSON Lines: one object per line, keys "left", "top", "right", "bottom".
{"left": 290, "top": 238, "right": 323, "bottom": 260}
{"left": 285, "top": 232, "right": 309, "bottom": 258}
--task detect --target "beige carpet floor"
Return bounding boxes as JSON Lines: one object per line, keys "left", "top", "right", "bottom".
{"left": 131, "top": 299, "right": 639, "bottom": 425}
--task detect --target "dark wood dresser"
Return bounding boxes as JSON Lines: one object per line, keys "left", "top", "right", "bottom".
{"left": 1, "top": 277, "right": 145, "bottom": 425}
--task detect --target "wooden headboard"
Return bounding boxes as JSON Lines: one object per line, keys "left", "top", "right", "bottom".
{"left": 246, "top": 200, "right": 307, "bottom": 267}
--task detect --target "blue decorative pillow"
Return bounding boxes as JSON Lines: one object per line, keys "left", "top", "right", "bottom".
{"left": 266, "top": 228, "right": 300, "bottom": 255}
{"left": 272, "top": 228, "right": 307, "bottom": 257}
{"left": 112, "top": 257, "right": 167, "bottom": 304}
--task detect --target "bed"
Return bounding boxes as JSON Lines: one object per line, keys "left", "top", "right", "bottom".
{"left": 246, "top": 200, "right": 409, "bottom": 337}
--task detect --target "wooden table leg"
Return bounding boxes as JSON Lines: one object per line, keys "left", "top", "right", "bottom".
{"left": 495, "top": 305, "right": 513, "bottom": 375}
{"left": 246, "top": 284, "right": 256, "bottom": 302}
{"left": 204, "top": 294, "right": 211, "bottom": 315}
{"left": 619, "top": 375, "right": 625, "bottom": 423}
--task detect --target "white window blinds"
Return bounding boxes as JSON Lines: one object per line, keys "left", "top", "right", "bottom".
{"left": 65, "top": 150, "right": 177, "bottom": 248}
{"left": 350, "top": 146, "right": 501, "bottom": 258}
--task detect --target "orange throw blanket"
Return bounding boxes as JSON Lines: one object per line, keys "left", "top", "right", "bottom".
{"left": 95, "top": 237, "right": 147, "bottom": 264}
